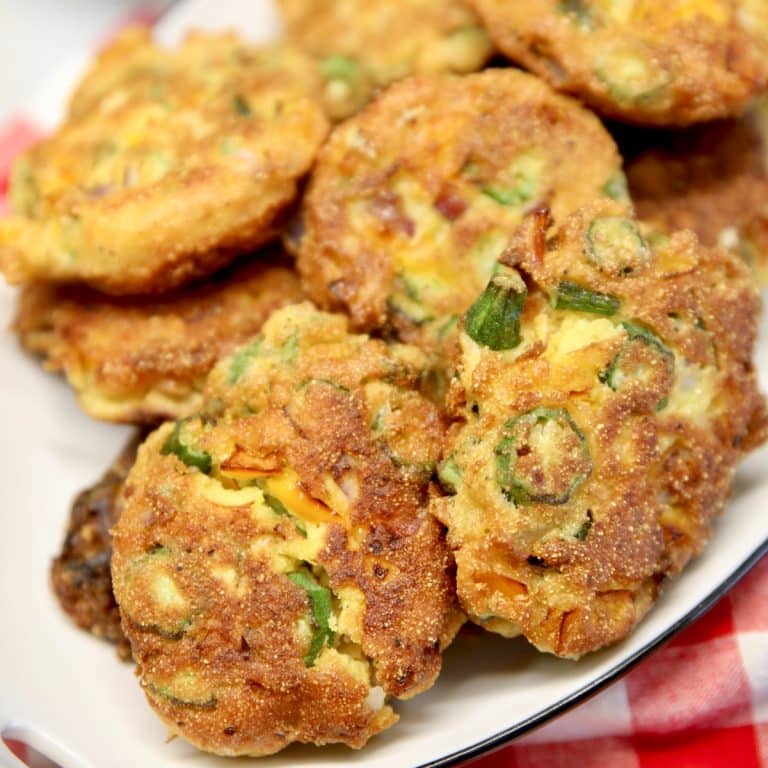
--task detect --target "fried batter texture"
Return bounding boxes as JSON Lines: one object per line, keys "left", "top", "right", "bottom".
{"left": 112, "top": 303, "right": 462, "bottom": 756}
{"left": 0, "top": 28, "right": 328, "bottom": 294}
{"left": 471, "top": 0, "right": 768, "bottom": 125}
{"left": 51, "top": 432, "right": 143, "bottom": 661}
{"left": 432, "top": 201, "right": 767, "bottom": 658}
{"left": 298, "top": 69, "right": 626, "bottom": 355}
{"left": 620, "top": 96, "right": 768, "bottom": 282}
{"left": 277, "top": 0, "right": 493, "bottom": 119}
{"left": 15, "top": 258, "right": 304, "bottom": 424}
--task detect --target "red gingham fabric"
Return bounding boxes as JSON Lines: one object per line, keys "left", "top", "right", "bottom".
{"left": 0, "top": 7, "right": 766, "bottom": 768}
{"left": 467, "top": 557, "right": 768, "bottom": 768}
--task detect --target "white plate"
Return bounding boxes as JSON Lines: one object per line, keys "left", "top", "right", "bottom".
{"left": 0, "top": 2, "right": 767, "bottom": 766}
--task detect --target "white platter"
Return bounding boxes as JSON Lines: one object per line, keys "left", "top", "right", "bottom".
{"left": 0, "top": 2, "right": 767, "bottom": 766}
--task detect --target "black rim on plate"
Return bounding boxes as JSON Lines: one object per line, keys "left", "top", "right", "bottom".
{"left": 423, "top": 540, "right": 768, "bottom": 768}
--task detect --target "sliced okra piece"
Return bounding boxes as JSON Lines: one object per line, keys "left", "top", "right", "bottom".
{"left": 552, "top": 281, "right": 620, "bottom": 316}
{"left": 495, "top": 407, "right": 592, "bottom": 504}
{"left": 161, "top": 419, "right": 212, "bottom": 475}
{"left": 586, "top": 216, "right": 650, "bottom": 276}
{"left": 599, "top": 321, "right": 674, "bottom": 407}
{"left": 464, "top": 264, "right": 527, "bottom": 350}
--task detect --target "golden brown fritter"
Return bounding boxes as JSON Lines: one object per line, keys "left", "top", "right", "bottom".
{"left": 619, "top": 96, "right": 768, "bottom": 282}
{"left": 471, "top": 0, "right": 768, "bottom": 125}
{"left": 277, "top": 0, "right": 493, "bottom": 119}
{"left": 112, "top": 304, "right": 462, "bottom": 756}
{"left": 432, "top": 201, "right": 767, "bottom": 658}
{"left": 0, "top": 28, "right": 328, "bottom": 295}
{"left": 14, "top": 257, "right": 304, "bottom": 425}
{"left": 297, "top": 69, "right": 626, "bottom": 356}
{"left": 51, "top": 432, "right": 144, "bottom": 661}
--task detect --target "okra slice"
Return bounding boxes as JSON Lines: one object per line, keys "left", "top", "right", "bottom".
{"left": 594, "top": 43, "right": 669, "bottom": 105}
{"left": 552, "top": 281, "right": 620, "bottom": 316}
{"left": 601, "top": 172, "right": 630, "bottom": 203}
{"left": 437, "top": 456, "right": 462, "bottom": 494}
{"left": 482, "top": 151, "right": 543, "bottom": 208}
{"left": 465, "top": 264, "right": 527, "bottom": 350}
{"left": 319, "top": 55, "right": 367, "bottom": 114}
{"left": 288, "top": 569, "right": 335, "bottom": 667}
{"left": 495, "top": 407, "right": 592, "bottom": 504}
{"left": 558, "top": 0, "right": 594, "bottom": 29}
{"left": 122, "top": 547, "right": 192, "bottom": 639}
{"left": 147, "top": 671, "right": 217, "bottom": 710}
{"left": 320, "top": 55, "right": 362, "bottom": 84}
{"left": 586, "top": 216, "right": 650, "bottom": 276}
{"left": 227, "top": 337, "right": 262, "bottom": 385}
{"left": 600, "top": 321, "right": 674, "bottom": 406}
{"left": 161, "top": 419, "right": 212, "bottom": 475}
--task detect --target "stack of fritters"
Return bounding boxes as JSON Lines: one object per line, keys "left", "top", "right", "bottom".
{"left": 1, "top": 0, "right": 767, "bottom": 759}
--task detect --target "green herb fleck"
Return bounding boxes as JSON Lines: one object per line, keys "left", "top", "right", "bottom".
{"left": 233, "top": 94, "right": 252, "bottom": 117}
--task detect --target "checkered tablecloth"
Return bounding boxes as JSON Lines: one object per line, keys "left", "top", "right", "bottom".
{"left": 1, "top": 6, "right": 766, "bottom": 768}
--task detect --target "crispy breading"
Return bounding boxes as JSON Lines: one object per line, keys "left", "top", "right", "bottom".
{"left": 619, "top": 96, "right": 768, "bottom": 283}
{"left": 14, "top": 256, "right": 304, "bottom": 424}
{"left": 276, "top": 0, "right": 493, "bottom": 119}
{"left": 297, "top": 69, "right": 626, "bottom": 356}
{"left": 0, "top": 28, "right": 328, "bottom": 294}
{"left": 51, "top": 432, "right": 144, "bottom": 661}
{"left": 112, "top": 304, "right": 462, "bottom": 756}
{"left": 471, "top": 0, "right": 768, "bottom": 125}
{"left": 432, "top": 201, "right": 767, "bottom": 658}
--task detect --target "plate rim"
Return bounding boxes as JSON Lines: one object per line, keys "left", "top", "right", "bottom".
{"left": 1, "top": 3, "right": 766, "bottom": 767}
{"left": 421, "top": 541, "right": 768, "bottom": 768}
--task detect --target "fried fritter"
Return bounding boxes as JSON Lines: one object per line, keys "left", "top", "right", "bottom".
{"left": 14, "top": 257, "right": 304, "bottom": 425}
{"left": 432, "top": 201, "right": 767, "bottom": 658}
{"left": 297, "top": 69, "right": 626, "bottom": 355}
{"left": 471, "top": 0, "right": 768, "bottom": 125}
{"left": 277, "top": 0, "right": 493, "bottom": 119}
{"left": 0, "top": 28, "right": 328, "bottom": 294}
{"left": 619, "top": 96, "right": 768, "bottom": 282}
{"left": 51, "top": 432, "right": 144, "bottom": 661}
{"left": 112, "top": 303, "right": 462, "bottom": 756}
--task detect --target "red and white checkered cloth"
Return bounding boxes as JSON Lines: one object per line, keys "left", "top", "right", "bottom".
{"left": 1, "top": 8, "right": 767, "bottom": 768}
